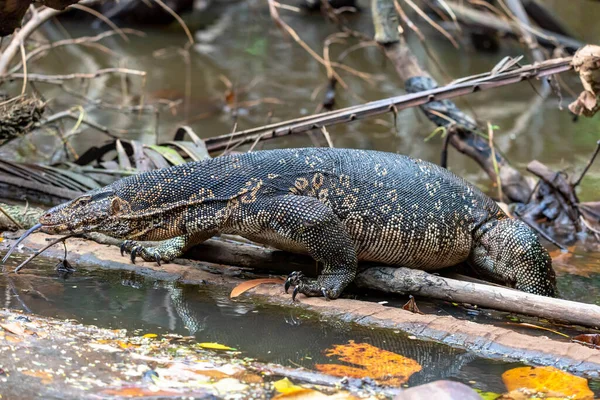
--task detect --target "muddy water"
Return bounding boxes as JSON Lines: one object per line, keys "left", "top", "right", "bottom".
{"left": 0, "top": 259, "right": 554, "bottom": 394}
{"left": 1, "top": 0, "right": 600, "bottom": 395}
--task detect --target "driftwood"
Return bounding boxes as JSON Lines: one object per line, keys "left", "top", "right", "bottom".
{"left": 187, "top": 237, "right": 600, "bottom": 329}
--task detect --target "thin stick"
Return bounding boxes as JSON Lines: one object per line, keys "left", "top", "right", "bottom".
{"left": 487, "top": 122, "right": 503, "bottom": 200}
{"left": 3, "top": 67, "right": 146, "bottom": 83}
{"left": 70, "top": 4, "right": 129, "bottom": 42}
{"left": 573, "top": 140, "right": 600, "bottom": 188}
{"left": 514, "top": 211, "right": 567, "bottom": 250}
{"left": 403, "top": 0, "right": 459, "bottom": 48}
{"left": 19, "top": 41, "right": 27, "bottom": 95}
{"left": 0, "top": 0, "right": 99, "bottom": 75}
{"left": 14, "top": 234, "right": 76, "bottom": 273}
{"left": 203, "top": 56, "right": 574, "bottom": 153}
{"left": 0, "top": 206, "right": 23, "bottom": 230}
{"left": 151, "top": 0, "right": 194, "bottom": 45}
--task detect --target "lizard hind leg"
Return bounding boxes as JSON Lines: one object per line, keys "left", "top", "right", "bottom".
{"left": 257, "top": 196, "right": 358, "bottom": 300}
{"left": 120, "top": 232, "right": 214, "bottom": 265}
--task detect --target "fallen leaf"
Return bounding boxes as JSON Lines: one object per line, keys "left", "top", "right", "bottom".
{"left": 198, "top": 342, "right": 236, "bottom": 351}
{"left": 142, "top": 333, "right": 158, "bottom": 339}
{"left": 548, "top": 246, "right": 576, "bottom": 261}
{"left": 230, "top": 278, "right": 285, "bottom": 298}
{"left": 0, "top": 322, "right": 25, "bottom": 336}
{"left": 315, "top": 340, "right": 422, "bottom": 386}
{"left": 573, "top": 333, "right": 600, "bottom": 346}
{"left": 273, "top": 377, "right": 305, "bottom": 395}
{"left": 233, "top": 371, "right": 263, "bottom": 383}
{"left": 21, "top": 370, "right": 53, "bottom": 384}
{"left": 502, "top": 366, "right": 593, "bottom": 400}
{"left": 402, "top": 296, "right": 423, "bottom": 314}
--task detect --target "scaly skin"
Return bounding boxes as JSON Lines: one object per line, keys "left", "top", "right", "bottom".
{"left": 37, "top": 148, "right": 557, "bottom": 299}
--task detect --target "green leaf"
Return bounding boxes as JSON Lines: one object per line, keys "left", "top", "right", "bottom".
{"left": 145, "top": 145, "right": 186, "bottom": 166}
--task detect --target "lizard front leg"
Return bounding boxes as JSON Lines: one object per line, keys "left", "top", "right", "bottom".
{"left": 120, "top": 232, "right": 214, "bottom": 265}
{"left": 248, "top": 196, "right": 357, "bottom": 300}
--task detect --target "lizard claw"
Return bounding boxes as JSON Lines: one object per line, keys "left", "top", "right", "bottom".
{"left": 130, "top": 246, "right": 138, "bottom": 264}
{"left": 154, "top": 251, "right": 162, "bottom": 266}
{"left": 321, "top": 288, "right": 330, "bottom": 300}
{"left": 292, "top": 285, "right": 300, "bottom": 302}
{"left": 120, "top": 242, "right": 127, "bottom": 257}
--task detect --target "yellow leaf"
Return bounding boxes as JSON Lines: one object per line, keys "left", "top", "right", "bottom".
{"left": 315, "top": 340, "right": 421, "bottom": 386}
{"left": 230, "top": 278, "right": 285, "bottom": 298}
{"left": 198, "top": 342, "right": 236, "bottom": 351}
{"left": 142, "top": 333, "right": 158, "bottom": 338}
{"left": 502, "top": 366, "right": 593, "bottom": 400}
{"left": 273, "top": 378, "right": 306, "bottom": 394}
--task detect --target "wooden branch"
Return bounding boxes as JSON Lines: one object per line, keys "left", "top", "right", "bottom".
{"left": 355, "top": 266, "right": 600, "bottom": 327}
{"left": 185, "top": 237, "right": 600, "bottom": 328}
{"left": 2, "top": 68, "right": 147, "bottom": 84}
{"left": 0, "top": 0, "right": 99, "bottom": 75}
{"left": 439, "top": 1, "right": 582, "bottom": 53}
{"left": 203, "top": 56, "right": 574, "bottom": 154}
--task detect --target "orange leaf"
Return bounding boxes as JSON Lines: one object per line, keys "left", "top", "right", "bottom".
{"left": 22, "top": 370, "right": 53, "bottom": 384}
{"left": 101, "top": 387, "right": 181, "bottom": 397}
{"left": 315, "top": 340, "right": 421, "bottom": 386}
{"left": 502, "top": 366, "right": 593, "bottom": 400}
{"left": 230, "top": 278, "right": 284, "bottom": 298}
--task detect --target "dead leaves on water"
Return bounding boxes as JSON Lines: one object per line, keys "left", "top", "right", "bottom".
{"left": 501, "top": 366, "right": 594, "bottom": 400}
{"left": 272, "top": 378, "right": 358, "bottom": 399}
{"left": 315, "top": 340, "right": 422, "bottom": 386}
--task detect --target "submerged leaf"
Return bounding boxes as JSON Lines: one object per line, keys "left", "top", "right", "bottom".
{"left": 502, "top": 366, "right": 593, "bottom": 400}
{"left": 198, "top": 342, "right": 236, "bottom": 351}
{"left": 230, "top": 278, "right": 285, "bottom": 298}
{"left": 315, "top": 340, "right": 421, "bottom": 386}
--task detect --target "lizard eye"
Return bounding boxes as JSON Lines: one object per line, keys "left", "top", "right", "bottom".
{"left": 74, "top": 195, "right": 92, "bottom": 205}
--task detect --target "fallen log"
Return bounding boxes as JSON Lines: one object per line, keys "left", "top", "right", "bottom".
{"left": 2, "top": 232, "right": 600, "bottom": 377}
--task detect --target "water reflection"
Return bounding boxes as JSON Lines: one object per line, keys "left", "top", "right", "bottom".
{"left": 0, "top": 259, "right": 497, "bottom": 388}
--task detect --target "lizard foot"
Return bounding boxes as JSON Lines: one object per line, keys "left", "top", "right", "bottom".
{"left": 120, "top": 240, "right": 163, "bottom": 266}
{"left": 284, "top": 271, "right": 331, "bottom": 301}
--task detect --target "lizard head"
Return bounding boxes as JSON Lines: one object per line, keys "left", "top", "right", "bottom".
{"left": 39, "top": 188, "right": 131, "bottom": 236}
{"left": 471, "top": 218, "right": 557, "bottom": 297}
